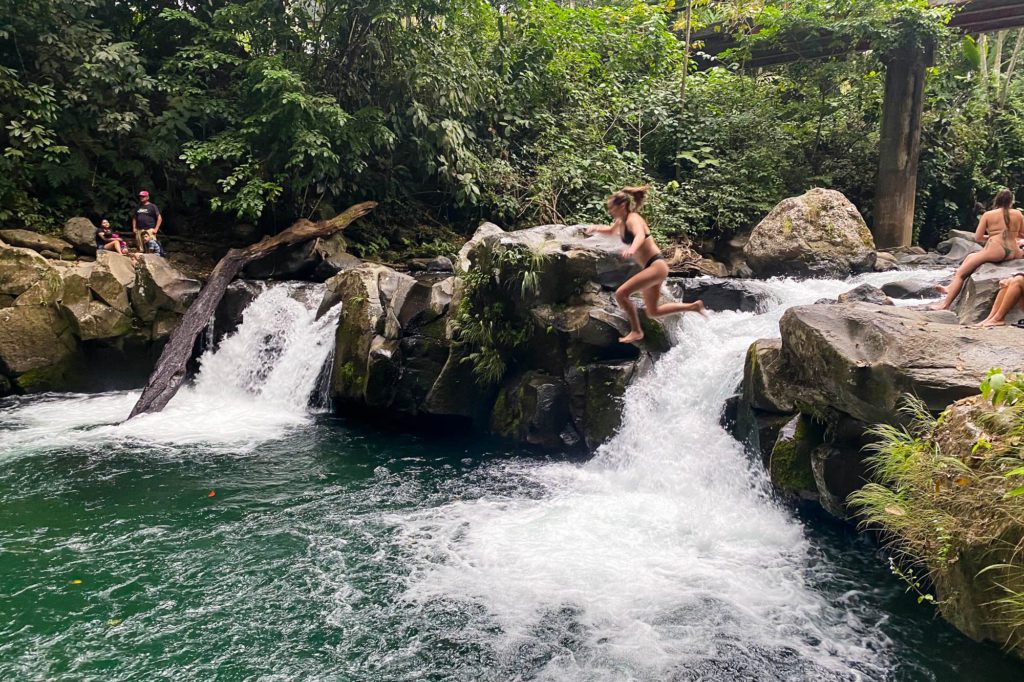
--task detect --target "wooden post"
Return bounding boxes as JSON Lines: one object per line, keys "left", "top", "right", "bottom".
{"left": 873, "top": 43, "right": 932, "bottom": 249}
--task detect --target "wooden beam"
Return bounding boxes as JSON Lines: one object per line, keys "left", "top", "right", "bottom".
{"left": 873, "top": 45, "right": 933, "bottom": 249}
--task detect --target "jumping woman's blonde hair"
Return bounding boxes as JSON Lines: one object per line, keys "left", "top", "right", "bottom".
{"left": 609, "top": 186, "right": 649, "bottom": 213}
{"left": 994, "top": 188, "right": 1015, "bottom": 231}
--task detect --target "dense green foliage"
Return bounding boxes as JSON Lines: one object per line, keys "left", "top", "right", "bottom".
{"left": 2, "top": 0, "right": 1023, "bottom": 250}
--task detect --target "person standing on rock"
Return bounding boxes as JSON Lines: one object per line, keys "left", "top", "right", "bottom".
{"left": 932, "top": 188, "right": 1023, "bottom": 311}
{"left": 132, "top": 190, "right": 162, "bottom": 252}
{"left": 586, "top": 186, "right": 706, "bottom": 344}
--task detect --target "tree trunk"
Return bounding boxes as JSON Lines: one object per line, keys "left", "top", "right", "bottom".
{"left": 1000, "top": 28, "right": 1024, "bottom": 107}
{"left": 873, "top": 44, "right": 932, "bottom": 249}
{"left": 127, "top": 201, "right": 376, "bottom": 419}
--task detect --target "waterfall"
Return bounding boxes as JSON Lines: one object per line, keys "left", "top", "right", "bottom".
{"left": 395, "top": 271, "right": 943, "bottom": 680}
{"left": 0, "top": 283, "right": 340, "bottom": 455}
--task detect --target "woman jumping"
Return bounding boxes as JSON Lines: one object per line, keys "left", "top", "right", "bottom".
{"left": 932, "top": 188, "right": 1023, "bottom": 311}
{"left": 586, "top": 186, "right": 706, "bottom": 344}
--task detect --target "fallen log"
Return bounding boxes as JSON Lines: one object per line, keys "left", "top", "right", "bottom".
{"left": 127, "top": 201, "right": 376, "bottom": 419}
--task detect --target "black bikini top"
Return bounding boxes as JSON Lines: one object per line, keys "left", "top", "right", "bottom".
{"left": 620, "top": 217, "right": 650, "bottom": 245}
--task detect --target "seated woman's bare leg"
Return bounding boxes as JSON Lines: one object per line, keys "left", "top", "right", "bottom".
{"left": 980, "top": 279, "right": 1024, "bottom": 326}
{"left": 932, "top": 249, "right": 1002, "bottom": 310}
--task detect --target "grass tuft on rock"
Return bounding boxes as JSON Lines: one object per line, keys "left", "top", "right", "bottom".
{"left": 849, "top": 373, "right": 1024, "bottom": 656}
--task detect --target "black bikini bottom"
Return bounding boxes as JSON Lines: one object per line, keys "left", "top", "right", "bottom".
{"left": 644, "top": 254, "right": 665, "bottom": 269}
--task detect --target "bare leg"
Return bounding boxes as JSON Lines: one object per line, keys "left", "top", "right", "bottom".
{"left": 931, "top": 248, "right": 1003, "bottom": 310}
{"left": 614, "top": 262, "right": 670, "bottom": 343}
{"left": 642, "top": 285, "right": 707, "bottom": 319}
{"left": 980, "top": 280, "right": 1024, "bottom": 327}
{"left": 978, "top": 285, "right": 1010, "bottom": 326}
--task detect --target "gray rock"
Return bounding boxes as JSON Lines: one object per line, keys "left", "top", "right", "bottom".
{"left": 565, "top": 360, "right": 637, "bottom": 449}
{"left": 312, "top": 233, "right": 361, "bottom": 280}
{"left": 936, "top": 235, "right": 982, "bottom": 260}
{"left": 778, "top": 303, "right": 1024, "bottom": 424}
{"left": 130, "top": 254, "right": 200, "bottom": 326}
{"left": 62, "top": 217, "right": 98, "bottom": 255}
{"left": 836, "top": 283, "right": 893, "bottom": 306}
{"left": 668, "top": 277, "right": 771, "bottom": 313}
{"left": 896, "top": 252, "right": 958, "bottom": 269}
{"left": 872, "top": 251, "right": 900, "bottom": 272}
{"left": 0, "top": 305, "right": 77, "bottom": 390}
{"left": 0, "top": 241, "right": 63, "bottom": 304}
{"left": 742, "top": 339, "right": 795, "bottom": 414}
{"left": 458, "top": 222, "right": 505, "bottom": 272}
{"left": 743, "top": 188, "right": 876, "bottom": 277}
{"left": 0, "top": 229, "right": 75, "bottom": 259}
{"left": 59, "top": 265, "right": 132, "bottom": 340}
{"left": 881, "top": 278, "right": 942, "bottom": 299}
{"left": 811, "top": 442, "right": 871, "bottom": 521}
{"left": 768, "top": 414, "right": 823, "bottom": 500}
{"left": 954, "top": 262, "right": 1024, "bottom": 325}
{"left": 408, "top": 256, "right": 454, "bottom": 273}
{"left": 215, "top": 280, "right": 267, "bottom": 342}
{"left": 491, "top": 371, "right": 575, "bottom": 449}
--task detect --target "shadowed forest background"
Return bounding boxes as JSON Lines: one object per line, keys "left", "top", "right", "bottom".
{"left": 2, "top": 0, "right": 1023, "bottom": 258}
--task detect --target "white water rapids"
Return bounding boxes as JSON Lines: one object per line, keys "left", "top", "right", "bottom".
{"left": 0, "top": 271, "right": 957, "bottom": 679}
{"left": 392, "top": 271, "right": 946, "bottom": 680}
{"left": 0, "top": 284, "right": 339, "bottom": 456}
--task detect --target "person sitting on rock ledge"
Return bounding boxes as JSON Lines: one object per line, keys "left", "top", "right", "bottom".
{"left": 586, "top": 186, "right": 706, "bottom": 344}
{"left": 976, "top": 273, "right": 1024, "bottom": 327}
{"left": 932, "top": 188, "right": 1023, "bottom": 311}
{"left": 95, "top": 219, "right": 131, "bottom": 257}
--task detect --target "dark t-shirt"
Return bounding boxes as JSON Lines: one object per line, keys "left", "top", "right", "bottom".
{"left": 135, "top": 203, "right": 160, "bottom": 231}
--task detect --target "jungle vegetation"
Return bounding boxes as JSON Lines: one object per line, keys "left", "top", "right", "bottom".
{"left": 1, "top": 0, "right": 1023, "bottom": 255}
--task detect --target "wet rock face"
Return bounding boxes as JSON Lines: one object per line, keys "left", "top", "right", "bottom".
{"left": 329, "top": 222, "right": 679, "bottom": 450}
{"left": 836, "top": 283, "right": 893, "bottom": 306}
{"left": 668, "top": 277, "right": 770, "bottom": 313}
{"left": 0, "top": 229, "right": 76, "bottom": 259}
{"left": 63, "top": 217, "right": 98, "bottom": 255}
{"left": 0, "top": 241, "right": 202, "bottom": 394}
{"left": 743, "top": 188, "right": 876, "bottom": 277}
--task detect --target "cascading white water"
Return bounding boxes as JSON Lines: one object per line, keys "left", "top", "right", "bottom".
{"left": 0, "top": 283, "right": 340, "bottom": 455}
{"left": 394, "top": 271, "right": 947, "bottom": 680}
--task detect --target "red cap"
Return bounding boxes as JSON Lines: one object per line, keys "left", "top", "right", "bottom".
{"left": 138, "top": 190, "right": 149, "bottom": 198}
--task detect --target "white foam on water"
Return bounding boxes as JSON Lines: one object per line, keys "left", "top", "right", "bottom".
{"left": 394, "top": 270, "right": 945, "bottom": 679}
{"left": 0, "top": 284, "right": 338, "bottom": 456}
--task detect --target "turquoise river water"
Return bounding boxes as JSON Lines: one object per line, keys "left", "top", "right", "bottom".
{"left": 1, "top": 277, "right": 1022, "bottom": 680}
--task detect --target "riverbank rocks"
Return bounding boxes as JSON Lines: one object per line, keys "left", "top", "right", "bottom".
{"left": 743, "top": 188, "right": 876, "bottom": 277}
{"left": 881, "top": 278, "right": 942, "bottom": 299}
{"left": 0, "top": 229, "right": 76, "bottom": 259}
{"left": 740, "top": 303, "right": 1024, "bottom": 513}
{"left": 0, "top": 240, "right": 201, "bottom": 394}
{"left": 329, "top": 222, "right": 674, "bottom": 450}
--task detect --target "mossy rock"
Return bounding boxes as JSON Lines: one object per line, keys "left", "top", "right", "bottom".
{"left": 769, "top": 414, "right": 823, "bottom": 498}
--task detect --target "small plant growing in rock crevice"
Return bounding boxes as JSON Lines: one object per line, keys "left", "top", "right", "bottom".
{"left": 453, "top": 241, "right": 546, "bottom": 386}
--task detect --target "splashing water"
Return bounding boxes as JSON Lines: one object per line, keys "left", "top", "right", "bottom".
{"left": 391, "top": 271, "right": 948, "bottom": 680}
{"left": 0, "top": 283, "right": 339, "bottom": 456}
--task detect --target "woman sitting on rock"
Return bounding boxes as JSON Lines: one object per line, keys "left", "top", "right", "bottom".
{"left": 95, "top": 219, "right": 130, "bottom": 256}
{"left": 586, "top": 186, "right": 706, "bottom": 344}
{"left": 976, "top": 273, "right": 1024, "bottom": 327}
{"left": 932, "top": 188, "right": 1023, "bottom": 311}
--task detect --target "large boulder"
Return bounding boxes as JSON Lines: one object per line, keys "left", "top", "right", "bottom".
{"left": 743, "top": 188, "right": 876, "bottom": 277}
{"left": 59, "top": 265, "right": 132, "bottom": 340}
{"left": 0, "top": 305, "right": 77, "bottom": 390}
{"left": 565, "top": 360, "right": 639, "bottom": 449}
{"left": 742, "top": 339, "right": 796, "bottom": 414}
{"left": 328, "top": 264, "right": 416, "bottom": 406}
{"left": 768, "top": 414, "right": 823, "bottom": 501}
{"left": 63, "top": 217, "right": 98, "bottom": 255}
{"left": 778, "top": 303, "right": 1024, "bottom": 424}
{"left": 0, "top": 229, "right": 75, "bottom": 259}
{"left": 953, "top": 262, "right": 1024, "bottom": 325}
{"left": 130, "top": 254, "right": 200, "bottom": 324}
{"left": 0, "top": 242, "right": 63, "bottom": 307}
{"left": 937, "top": 235, "right": 982, "bottom": 261}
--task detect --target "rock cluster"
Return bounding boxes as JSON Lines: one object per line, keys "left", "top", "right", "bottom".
{"left": 0, "top": 237, "right": 199, "bottom": 393}
{"left": 326, "top": 223, "right": 672, "bottom": 450}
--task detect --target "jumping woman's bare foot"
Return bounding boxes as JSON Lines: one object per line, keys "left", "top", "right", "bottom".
{"left": 619, "top": 330, "right": 644, "bottom": 344}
